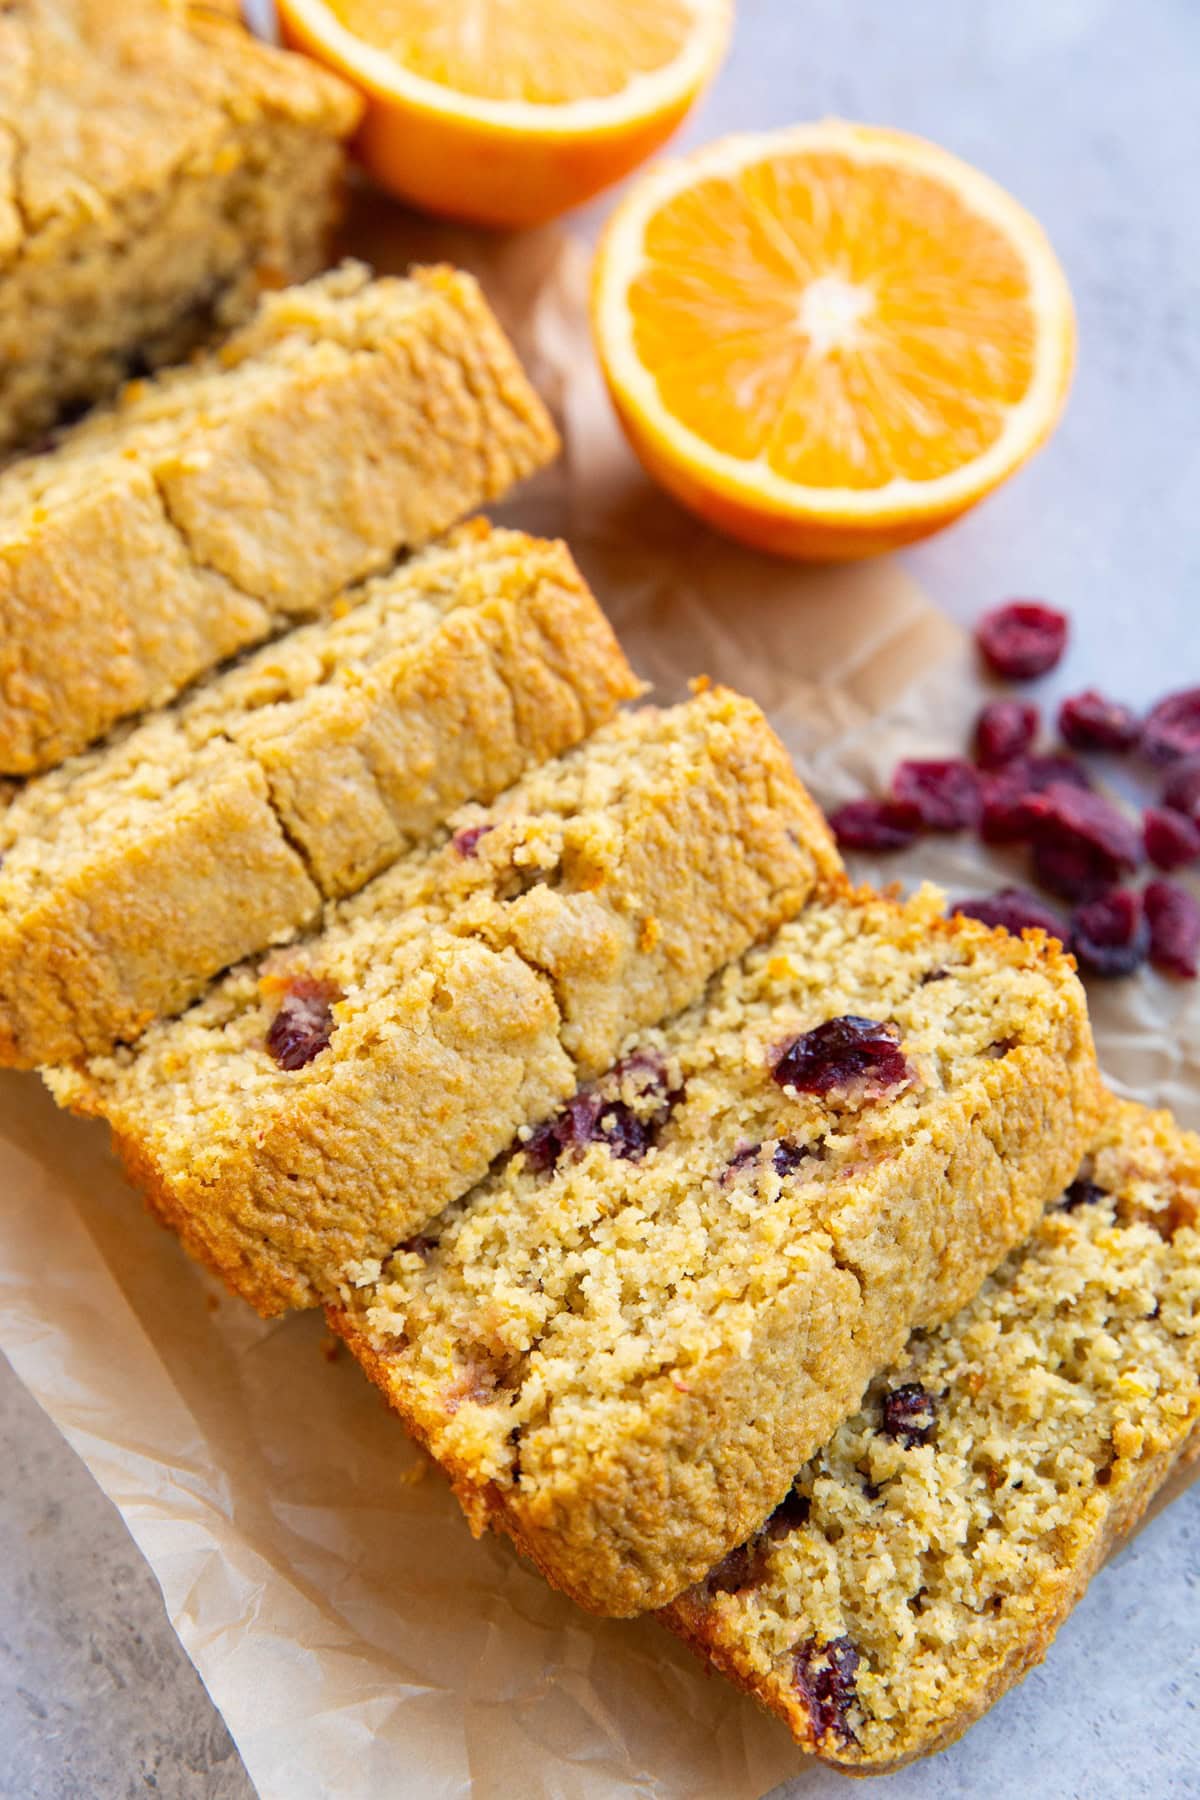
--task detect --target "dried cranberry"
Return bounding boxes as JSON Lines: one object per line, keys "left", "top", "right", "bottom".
{"left": 1061, "top": 1178, "right": 1107, "bottom": 1211}
{"left": 707, "top": 1541, "right": 766, "bottom": 1595}
{"left": 765, "top": 1487, "right": 811, "bottom": 1539}
{"left": 1057, "top": 690, "right": 1141, "bottom": 753}
{"left": 725, "top": 1141, "right": 761, "bottom": 1176}
{"left": 772, "top": 1017, "right": 908, "bottom": 1100}
{"left": 828, "top": 797, "right": 919, "bottom": 852}
{"left": 976, "top": 601, "right": 1068, "bottom": 680}
{"left": 597, "top": 1102, "right": 661, "bottom": 1161}
{"left": 1161, "top": 757, "right": 1200, "bottom": 824}
{"left": 1027, "top": 783, "right": 1141, "bottom": 871}
{"left": 452, "top": 822, "right": 494, "bottom": 858}
{"left": 1143, "top": 688, "right": 1200, "bottom": 765}
{"left": 1145, "top": 880, "right": 1200, "bottom": 979}
{"left": 1144, "top": 807, "right": 1200, "bottom": 872}
{"left": 772, "top": 1139, "right": 809, "bottom": 1178}
{"left": 952, "top": 888, "right": 1070, "bottom": 942}
{"left": 1023, "top": 753, "right": 1094, "bottom": 793}
{"left": 880, "top": 1382, "right": 937, "bottom": 1447}
{"left": 978, "top": 755, "right": 1093, "bottom": 847}
{"left": 397, "top": 1233, "right": 438, "bottom": 1258}
{"left": 891, "top": 759, "right": 981, "bottom": 832}
{"left": 524, "top": 1092, "right": 610, "bottom": 1171}
{"left": 1071, "top": 888, "right": 1150, "bottom": 978}
{"left": 973, "top": 700, "right": 1039, "bottom": 769}
{"left": 265, "top": 976, "right": 339, "bottom": 1070}
{"left": 1032, "top": 838, "right": 1121, "bottom": 903}
{"left": 792, "top": 1636, "right": 861, "bottom": 1746}
{"left": 522, "top": 1050, "right": 680, "bottom": 1172}
{"left": 522, "top": 1117, "right": 565, "bottom": 1174}
{"left": 978, "top": 771, "right": 1038, "bottom": 844}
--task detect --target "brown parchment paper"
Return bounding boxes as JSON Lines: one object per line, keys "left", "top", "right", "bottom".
{"left": 1, "top": 220, "right": 1197, "bottom": 1800}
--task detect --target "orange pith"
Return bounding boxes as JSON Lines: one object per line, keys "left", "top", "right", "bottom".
{"left": 592, "top": 124, "right": 1075, "bottom": 559}
{"left": 326, "top": 0, "right": 696, "bottom": 104}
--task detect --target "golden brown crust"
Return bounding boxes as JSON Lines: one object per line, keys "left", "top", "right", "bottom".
{"left": 329, "top": 888, "right": 1100, "bottom": 1616}
{"left": 663, "top": 1409, "right": 1200, "bottom": 1777}
{"left": 47, "top": 692, "right": 837, "bottom": 1316}
{"left": 0, "top": 0, "right": 361, "bottom": 455}
{"left": 0, "top": 525, "right": 637, "bottom": 1066}
{"left": 659, "top": 1097, "right": 1200, "bottom": 1770}
{"left": 0, "top": 263, "right": 559, "bottom": 772}
{"left": 0, "top": 743, "right": 321, "bottom": 1067}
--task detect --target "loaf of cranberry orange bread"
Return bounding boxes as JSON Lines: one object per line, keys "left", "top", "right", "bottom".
{"left": 0, "top": 262, "right": 559, "bottom": 773}
{"left": 0, "top": 0, "right": 361, "bottom": 457}
{"left": 48, "top": 689, "right": 839, "bottom": 1316}
{"left": 329, "top": 886, "right": 1100, "bottom": 1616}
{"left": 0, "top": 522, "right": 638, "bottom": 1066}
{"left": 661, "top": 1095, "right": 1199, "bottom": 1770}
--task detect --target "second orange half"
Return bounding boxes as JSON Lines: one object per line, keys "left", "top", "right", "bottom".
{"left": 592, "top": 121, "right": 1076, "bottom": 559}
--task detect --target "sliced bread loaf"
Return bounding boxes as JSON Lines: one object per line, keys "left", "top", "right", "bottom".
{"left": 48, "top": 689, "right": 838, "bottom": 1316}
{"left": 662, "top": 1096, "right": 1199, "bottom": 1769}
{"left": 0, "top": 522, "right": 636, "bottom": 1065}
{"left": 0, "top": 262, "right": 557, "bottom": 772}
{"left": 332, "top": 887, "right": 1099, "bottom": 1615}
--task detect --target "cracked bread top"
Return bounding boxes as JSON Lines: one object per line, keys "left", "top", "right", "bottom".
{"left": 0, "top": 261, "right": 559, "bottom": 771}
{"left": 0, "top": 522, "right": 634, "bottom": 906}
{"left": 661, "top": 1096, "right": 1200, "bottom": 1771}
{"left": 332, "top": 886, "right": 1100, "bottom": 1616}
{"left": 0, "top": 522, "right": 638, "bottom": 1065}
{"left": 47, "top": 688, "right": 840, "bottom": 1314}
{"left": 0, "top": 2, "right": 362, "bottom": 453}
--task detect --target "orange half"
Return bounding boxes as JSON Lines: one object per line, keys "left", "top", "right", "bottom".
{"left": 592, "top": 122, "right": 1076, "bottom": 558}
{"left": 278, "top": 0, "right": 732, "bottom": 228}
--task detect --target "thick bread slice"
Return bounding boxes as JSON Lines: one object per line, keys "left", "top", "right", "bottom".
{"left": 331, "top": 886, "right": 1100, "bottom": 1615}
{"left": 0, "top": 522, "right": 638, "bottom": 1065}
{"left": 48, "top": 689, "right": 839, "bottom": 1316}
{"left": 661, "top": 1096, "right": 1199, "bottom": 1770}
{"left": 0, "top": 0, "right": 359, "bottom": 454}
{"left": 0, "top": 262, "right": 558, "bottom": 771}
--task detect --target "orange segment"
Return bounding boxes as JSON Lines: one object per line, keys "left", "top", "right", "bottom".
{"left": 592, "top": 123, "right": 1075, "bottom": 559}
{"left": 325, "top": 0, "right": 699, "bottom": 104}
{"left": 277, "top": 0, "right": 731, "bottom": 228}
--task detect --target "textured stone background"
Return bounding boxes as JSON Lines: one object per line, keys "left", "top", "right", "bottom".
{"left": 3, "top": 1, "right": 1198, "bottom": 1794}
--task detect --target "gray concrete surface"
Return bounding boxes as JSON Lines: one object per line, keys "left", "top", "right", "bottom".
{"left": 3, "top": 0, "right": 1199, "bottom": 1794}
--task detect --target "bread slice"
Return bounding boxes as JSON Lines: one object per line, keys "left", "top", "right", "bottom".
{"left": 0, "top": 262, "right": 558, "bottom": 772}
{"left": 661, "top": 1095, "right": 1199, "bottom": 1771}
{"left": 0, "top": 522, "right": 638, "bottom": 1066}
{"left": 0, "top": 0, "right": 361, "bottom": 456}
{"left": 329, "top": 887, "right": 1100, "bottom": 1616}
{"left": 48, "top": 689, "right": 839, "bottom": 1317}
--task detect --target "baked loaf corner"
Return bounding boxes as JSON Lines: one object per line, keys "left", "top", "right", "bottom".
{"left": 0, "top": 0, "right": 362, "bottom": 455}
{"left": 0, "top": 261, "right": 559, "bottom": 772}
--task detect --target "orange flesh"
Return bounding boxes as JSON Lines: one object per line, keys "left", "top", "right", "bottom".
{"left": 628, "top": 152, "right": 1038, "bottom": 489}
{"left": 326, "top": 0, "right": 695, "bottom": 103}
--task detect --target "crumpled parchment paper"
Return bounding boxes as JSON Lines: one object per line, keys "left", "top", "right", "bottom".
{"left": 1, "top": 210, "right": 1196, "bottom": 1800}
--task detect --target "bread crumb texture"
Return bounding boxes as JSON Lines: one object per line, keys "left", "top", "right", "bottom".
{"left": 0, "top": 0, "right": 361, "bottom": 455}
{"left": 47, "top": 689, "right": 839, "bottom": 1317}
{"left": 0, "top": 259, "right": 559, "bottom": 771}
{"left": 661, "top": 1095, "right": 1200, "bottom": 1771}
{"left": 332, "top": 886, "right": 1099, "bottom": 1615}
{"left": 0, "top": 522, "right": 638, "bottom": 1065}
